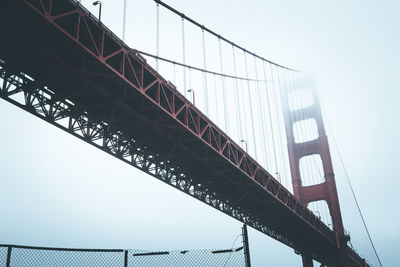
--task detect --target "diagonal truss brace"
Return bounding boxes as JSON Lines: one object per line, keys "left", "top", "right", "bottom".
{"left": 0, "top": 59, "right": 296, "bottom": 250}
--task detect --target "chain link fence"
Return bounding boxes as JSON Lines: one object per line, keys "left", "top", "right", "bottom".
{"left": 129, "top": 247, "right": 246, "bottom": 267}
{"left": 0, "top": 244, "right": 247, "bottom": 266}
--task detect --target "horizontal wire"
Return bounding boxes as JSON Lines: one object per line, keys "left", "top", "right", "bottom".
{"left": 134, "top": 49, "right": 268, "bottom": 82}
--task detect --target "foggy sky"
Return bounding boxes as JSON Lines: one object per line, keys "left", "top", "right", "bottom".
{"left": 0, "top": 0, "right": 398, "bottom": 266}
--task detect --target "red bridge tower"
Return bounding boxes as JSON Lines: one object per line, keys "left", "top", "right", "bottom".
{"left": 281, "top": 79, "right": 349, "bottom": 266}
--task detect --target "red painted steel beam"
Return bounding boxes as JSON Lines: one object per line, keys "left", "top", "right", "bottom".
{"left": 0, "top": 0, "right": 369, "bottom": 266}
{"left": 12, "top": 0, "right": 333, "bottom": 245}
{"left": 280, "top": 79, "right": 368, "bottom": 266}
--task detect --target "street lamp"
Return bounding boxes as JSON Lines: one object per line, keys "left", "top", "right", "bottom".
{"left": 240, "top": 139, "right": 247, "bottom": 152}
{"left": 275, "top": 171, "right": 281, "bottom": 183}
{"left": 92, "top": 1, "right": 102, "bottom": 21}
{"left": 187, "top": 89, "right": 195, "bottom": 105}
{"left": 315, "top": 210, "right": 321, "bottom": 220}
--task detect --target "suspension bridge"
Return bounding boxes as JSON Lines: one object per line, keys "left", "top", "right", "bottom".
{"left": 0, "top": 0, "right": 382, "bottom": 266}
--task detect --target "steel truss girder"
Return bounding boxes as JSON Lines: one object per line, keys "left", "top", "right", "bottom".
{"left": 280, "top": 79, "right": 369, "bottom": 266}
{"left": 0, "top": 61, "right": 294, "bottom": 249}
{"left": 0, "top": 0, "right": 374, "bottom": 264}
{"left": 12, "top": 0, "right": 336, "bottom": 246}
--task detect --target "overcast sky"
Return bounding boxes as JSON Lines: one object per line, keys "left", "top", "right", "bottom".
{"left": 1, "top": 0, "right": 398, "bottom": 266}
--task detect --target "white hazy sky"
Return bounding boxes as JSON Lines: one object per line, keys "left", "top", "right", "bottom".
{"left": 1, "top": 0, "right": 399, "bottom": 266}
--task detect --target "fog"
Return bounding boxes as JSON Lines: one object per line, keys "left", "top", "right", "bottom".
{"left": 0, "top": 0, "right": 398, "bottom": 266}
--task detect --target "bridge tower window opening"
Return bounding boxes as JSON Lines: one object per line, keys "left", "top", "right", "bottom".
{"left": 299, "top": 154, "right": 325, "bottom": 186}
{"left": 293, "top": 118, "right": 319, "bottom": 143}
{"left": 287, "top": 87, "right": 314, "bottom": 111}
{"left": 308, "top": 200, "right": 333, "bottom": 230}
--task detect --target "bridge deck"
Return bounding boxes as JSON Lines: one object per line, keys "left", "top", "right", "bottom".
{"left": 0, "top": 0, "right": 367, "bottom": 266}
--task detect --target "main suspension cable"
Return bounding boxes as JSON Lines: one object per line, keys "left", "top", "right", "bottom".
{"left": 325, "top": 115, "right": 384, "bottom": 267}
{"left": 153, "top": 0, "right": 299, "bottom": 72}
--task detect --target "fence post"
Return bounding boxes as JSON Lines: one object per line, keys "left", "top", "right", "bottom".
{"left": 242, "top": 224, "right": 251, "bottom": 267}
{"left": 124, "top": 249, "right": 128, "bottom": 267}
{"left": 6, "top": 246, "right": 12, "bottom": 267}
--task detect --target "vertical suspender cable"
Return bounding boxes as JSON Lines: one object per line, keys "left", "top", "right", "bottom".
{"left": 156, "top": 3, "right": 160, "bottom": 71}
{"left": 202, "top": 29, "right": 209, "bottom": 115}
{"left": 273, "top": 65, "right": 290, "bottom": 184}
{"left": 282, "top": 69, "right": 296, "bottom": 188}
{"left": 285, "top": 69, "right": 299, "bottom": 189}
{"left": 218, "top": 39, "right": 229, "bottom": 133}
{"left": 259, "top": 70, "right": 273, "bottom": 171}
{"left": 232, "top": 46, "right": 243, "bottom": 142}
{"left": 213, "top": 74, "right": 220, "bottom": 124}
{"left": 270, "top": 64, "right": 282, "bottom": 183}
{"left": 253, "top": 56, "right": 268, "bottom": 168}
{"left": 243, "top": 52, "right": 257, "bottom": 159}
{"left": 173, "top": 63, "right": 176, "bottom": 84}
{"left": 122, "top": 0, "right": 127, "bottom": 41}
{"left": 189, "top": 68, "right": 192, "bottom": 91}
{"left": 240, "top": 78, "right": 249, "bottom": 146}
{"left": 286, "top": 69, "right": 308, "bottom": 186}
{"left": 181, "top": 17, "right": 187, "bottom": 97}
{"left": 262, "top": 61, "right": 279, "bottom": 176}
{"left": 283, "top": 68, "right": 299, "bottom": 190}
{"left": 279, "top": 68, "right": 292, "bottom": 187}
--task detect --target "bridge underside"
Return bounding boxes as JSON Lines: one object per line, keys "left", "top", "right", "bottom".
{"left": 0, "top": 1, "right": 367, "bottom": 266}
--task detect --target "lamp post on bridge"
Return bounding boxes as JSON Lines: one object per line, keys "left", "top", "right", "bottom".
{"left": 275, "top": 171, "right": 281, "bottom": 183}
{"left": 315, "top": 210, "right": 321, "bottom": 220}
{"left": 187, "top": 89, "right": 195, "bottom": 105}
{"left": 92, "top": 1, "right": 102, "bottom": 21}
{"left": 241, "top": 139, "right": 248, "bottom": 153}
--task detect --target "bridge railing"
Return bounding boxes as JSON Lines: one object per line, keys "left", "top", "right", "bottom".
{"left": 347, "top": 245, "right": 370, "bottom": 267}
{"left": 70, "top": 0, "right": 124, "bottom": 49}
